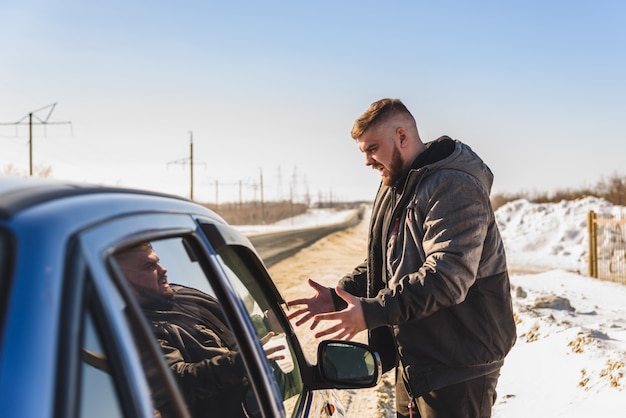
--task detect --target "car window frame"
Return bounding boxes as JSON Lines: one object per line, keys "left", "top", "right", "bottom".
{"left": 0, "top": 225, "right": 18, "bottom": 346}
{"left": 198, "top": 221, "right": 317, "bottom": 417}
{"left": 55, "top": 235, "right": 187, "bottom": 418}
{"left": 181, "top": 219, "right": 290, "bottom": 417}
{"left": 70, "top": 211, "right": 287, "bottom": 418}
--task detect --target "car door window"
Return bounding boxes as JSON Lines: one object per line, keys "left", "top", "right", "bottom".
{"left": 79, "top": 309, "right": 124, "bottom": 418}
{"left": 213, "top": 244, "right": 304, "bottom": 416}
{"left": 110, "top": 237, "right": 261, "bottom": 418}
{"left": 74, "top": 270, "right": 181, "bottom": 418}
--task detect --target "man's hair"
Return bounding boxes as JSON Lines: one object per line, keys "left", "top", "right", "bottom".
{"left": 114, "top": 241, "right": 153, "bottom": 262}
{"left": 351, "top": 98, "right": 414, "bottom": 140}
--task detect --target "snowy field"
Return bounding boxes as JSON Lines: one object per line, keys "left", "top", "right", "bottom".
{"left": 242, "top": 198, "right": 626, "bottom": 417}
{"left": 494, "top": 197, "right": 625, "bottom": 418}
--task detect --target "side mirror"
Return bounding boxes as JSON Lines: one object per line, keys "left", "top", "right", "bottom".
{"left": 317, "top": 340, "right": 381, "bottom": 389}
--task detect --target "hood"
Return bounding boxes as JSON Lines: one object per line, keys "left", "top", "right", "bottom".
{"left": 418, "top": 140, "right": 494, "bottom": 194}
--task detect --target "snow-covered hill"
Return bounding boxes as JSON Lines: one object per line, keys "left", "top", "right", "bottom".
{"left": 496, "top": 196, "right": 620, "bottom": 273}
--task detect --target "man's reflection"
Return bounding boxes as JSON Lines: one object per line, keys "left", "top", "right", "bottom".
{"left": 115, "top": 242, "right": 283, "bottom": 417}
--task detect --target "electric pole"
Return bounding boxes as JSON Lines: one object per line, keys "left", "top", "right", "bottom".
{"left": 0, "top": 103, "right": 72, "bottom": 176}
{"left": 260, "top": 168, "right": 266, "bottom": 224}
{"left": 167, "top": 131, "right": 205, "bottom": 200}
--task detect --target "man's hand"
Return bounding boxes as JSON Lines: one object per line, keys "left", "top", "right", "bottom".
{"left": 312, "top": 287, "right": 366, "bottom": 341}
{"left": 260, "top": 332, "right": 285, "bottom": 361}
{"left": 287, "top": 278, "right": 335, "bottom": 329}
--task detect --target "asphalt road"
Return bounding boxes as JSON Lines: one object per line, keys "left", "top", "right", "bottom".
{"left": 248, "top": 208, "right": 364, "bottom": 268}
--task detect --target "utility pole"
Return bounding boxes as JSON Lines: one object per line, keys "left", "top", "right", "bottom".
{"left": 167, "top": 131, "right": 204, "bottom": 200}
{"left": 238, "top": 179, "right": 243, "bottom": 210}
{"left": 0, "top": 103, "right": 72, "bottom": 176}
{"left": 260, "top": 168, "right": 266, "bottom": 224}
{"left": 190, "top": 133, "right": 194, "bottom": 200}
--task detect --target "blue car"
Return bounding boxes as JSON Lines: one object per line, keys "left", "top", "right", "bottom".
{"left": 0, "top": 177, "right": 380, "bottom": 418}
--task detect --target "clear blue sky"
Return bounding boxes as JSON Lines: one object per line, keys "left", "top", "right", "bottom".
{"left": 1, "top": 0, "right": 625, "bottom": 203}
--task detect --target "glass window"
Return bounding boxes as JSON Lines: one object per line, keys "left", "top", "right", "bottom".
{"left": 110, "top": 237, "right": 260, "bottom": 418}
{"left": 78, "top": 275, "right": 173, "bottom": 418}
{"left": 79, "top": 309, "right": 124, "bottom": 418}
{"left": 214, "top": 244, "right": 304, "bottom": 415}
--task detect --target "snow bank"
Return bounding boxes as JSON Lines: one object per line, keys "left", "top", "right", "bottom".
{"left": 496, "top": 196, "right": 618, "bottom": 273}
{"left": 493, "top": 197, "right": 626, "bottom": 417}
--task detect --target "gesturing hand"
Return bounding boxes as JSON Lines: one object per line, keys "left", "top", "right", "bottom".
{"left": 286, "top": 278, "right": 334, "bottom": 329}
{"left": 312, "top": 287, "right": 366, "bottom": 341}
{"left": 260, "top": 332, "right": 285, "bottom": 361}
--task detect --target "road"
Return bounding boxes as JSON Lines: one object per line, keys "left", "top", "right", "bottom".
{"left": 248, "top": 208, "right": 364, "bottom": 267}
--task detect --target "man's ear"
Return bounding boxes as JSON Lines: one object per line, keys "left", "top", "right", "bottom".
{"left": 396, "top": 127, "right": 408, "bottom": 147}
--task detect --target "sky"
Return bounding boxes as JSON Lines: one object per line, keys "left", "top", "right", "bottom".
{"left": 1, "top": 1, "right": 625, "bottom": 203}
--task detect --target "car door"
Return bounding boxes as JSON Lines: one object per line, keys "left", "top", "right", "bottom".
{"left": 197, "top": 220, "right": 348, "bottom": 418}
{"left": 73, "top": 211, "right": 286, "bottom": 417}
{"left": 56, "top": 247, "right": 187, "bottom": 418}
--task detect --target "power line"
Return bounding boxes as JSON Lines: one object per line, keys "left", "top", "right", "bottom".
{"left": 0, "top": 103, "right": 72, "bottom": 176}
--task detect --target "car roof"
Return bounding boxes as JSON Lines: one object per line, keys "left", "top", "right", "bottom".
{"left": 0, "top": 176, "right": 189, "bottom": 219}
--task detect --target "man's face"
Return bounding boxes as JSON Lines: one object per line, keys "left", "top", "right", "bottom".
{"left": 358, "top": 127, "right": 405, "bottom": 186}
{"left": 117, "top": 248, "right": 173, "bottom": 300}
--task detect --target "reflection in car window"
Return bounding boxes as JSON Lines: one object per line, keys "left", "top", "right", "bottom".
{"left": 112, "top": 238, "right": 257, "bottom": 418}
{"left": 215, "top": 245, "right": 304, "bottom": 416}
{"left": 80, "top": 272, "right": 175, "bottom": 418}
{"left": 79, "top": 310, "right": 124, "bottom": 418}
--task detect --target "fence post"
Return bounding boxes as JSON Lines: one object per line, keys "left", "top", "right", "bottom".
{"left": 587, "top": 211, "right": 598, "bottom": 278}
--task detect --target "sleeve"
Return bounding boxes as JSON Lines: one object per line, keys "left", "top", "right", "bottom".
{"left": 157, "top": 331, "right": 247, "bottom": 399}
{"left": 331, "top": 260, "right": 368, "bottom": 310}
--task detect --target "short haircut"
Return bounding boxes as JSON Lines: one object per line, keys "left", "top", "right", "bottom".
{"left": 351, "top": 98, "right": 414, "bottom": 140}
{"left": 114, "top": 241, "right": 153, "bottom": 263}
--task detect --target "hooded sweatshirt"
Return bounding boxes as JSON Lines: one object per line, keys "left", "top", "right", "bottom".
{"left": 337, "top": 136, "right": 516, "bottom": 397}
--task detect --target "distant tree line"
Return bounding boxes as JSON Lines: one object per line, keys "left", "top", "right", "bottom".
{"left": 201, "top": 201, "right": 308, "bottom": 225}
{"left": 201, "top": 200, "right": 366, "bottom": 225}
{"left": 2, "top": 163, "right": 52, "bottom": 178}
{"left": 491, "top": 173, "right": 626, "bottom": 210}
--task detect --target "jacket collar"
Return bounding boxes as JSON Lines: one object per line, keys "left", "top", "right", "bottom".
{"left": 393, "top": 135, "right": 456, "bottom": 192}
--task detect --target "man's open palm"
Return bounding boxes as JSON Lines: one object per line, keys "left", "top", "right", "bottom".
{"left": 286, "top": 278, "right": 334, "bottom": 329}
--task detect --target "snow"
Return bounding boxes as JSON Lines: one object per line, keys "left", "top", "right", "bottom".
{"left": 494, "top": 270, "right": 626, "bottom": 418}
{"left": 262, "top": 197, "right": 626, "bottom": 417}
{"left": 496, "top": 196, "right": 619, "bottom": 273}
{"left": 234, "top": 208, "right": 360, "bottom": 236}
{"left": 493, "top": 196, "right": 626, "bottom": 417}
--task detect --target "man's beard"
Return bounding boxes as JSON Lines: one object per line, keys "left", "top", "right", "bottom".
{"left": 138, "top": 284, "right": 174, "bottom": 307}
{"left": 382, "top": 144, "right": 404, "bottom": 186}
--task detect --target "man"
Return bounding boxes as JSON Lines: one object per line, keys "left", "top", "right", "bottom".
{"left": 114, "top": 242, "right": 281, "bottom": 418}
{"left": 288, "top": 98, "right": 516, "bottom": 417}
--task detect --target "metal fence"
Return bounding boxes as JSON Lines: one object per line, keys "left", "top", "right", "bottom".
{"left": 587, "top": 210, "right": 626, "bottom": 284}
